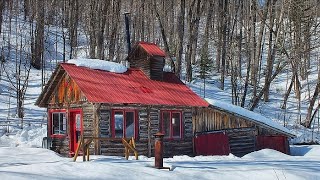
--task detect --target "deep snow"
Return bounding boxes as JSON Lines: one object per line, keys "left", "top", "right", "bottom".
{"left": 0, "top": 146, "right": 319, "bottom": 180}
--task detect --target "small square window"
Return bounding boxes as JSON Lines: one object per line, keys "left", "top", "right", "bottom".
{"left": 52, "top": 112, "right": 67, "bottom": 135}
{"left": 112, "top": 110, "right": 137, "bottom": 138}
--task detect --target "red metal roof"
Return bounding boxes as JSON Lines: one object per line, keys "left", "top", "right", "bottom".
{"left": 137, "top": 42, "right": 166, "bottom": 57}
{"left": 60, "top": 63, "right": 208, "bottom": 107}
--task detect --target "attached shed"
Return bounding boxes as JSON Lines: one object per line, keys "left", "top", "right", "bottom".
{"left": 36, "top": 42, "right": 208, "bottom": 157}
{"left": 193, "top": 99, "right": 295, "bottom": 157}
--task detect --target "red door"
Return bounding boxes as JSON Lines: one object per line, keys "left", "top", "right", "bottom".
{"left": 69, "top": 110, "right": 82, "bottom": 155}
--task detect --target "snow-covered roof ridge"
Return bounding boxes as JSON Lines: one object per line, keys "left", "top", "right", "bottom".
{"left": 67, "top": 59, "right": 127, "bottom": 73}
{"left": 205, "top": 98, "right": 295, "bottom": 137}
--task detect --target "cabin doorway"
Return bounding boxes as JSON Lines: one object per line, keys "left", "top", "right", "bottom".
{"left": 69, "top": 110, "right": 82, "bottom": 155}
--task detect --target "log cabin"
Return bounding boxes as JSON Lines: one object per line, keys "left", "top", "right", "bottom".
{"left": 36, "top": 42, "right": 295, "bottom": 158}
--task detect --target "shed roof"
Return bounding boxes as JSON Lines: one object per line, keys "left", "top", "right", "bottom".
{"left": 36, "top": 63, "right": 209, "bottom": 107}
{"left": 205, "top": 98, "right": 295, "bottom": 138}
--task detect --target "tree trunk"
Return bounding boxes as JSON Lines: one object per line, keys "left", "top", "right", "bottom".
{"left": 108, "top": 0, "right": 120, "bottom": 61}
{"left": 250, "top": 62, "right": 287, "bottom": 111}
{"left": 31, "top": 0, "right": 44, "bottom": 69}
{"left": 0, "top": 0, "right": 5, "bottom": 34}
{"left": 175, "top": 0, "right": 185, "bottom": 78}
{"left": 89, "top": 0, "right": 97, "bottom": 59}
{"left": 153, "top": 1, "right": 175, "bottom": 72}
{"left": 185, "top": 0, "right": 201, "bottom": 82}
{"left": 68, "top": 0, "right": 79, "bottom": 59}
{"left": 220, "top": 0, "right": 228, "bottom": 90}
{"left": 281, "top": 75, "right": 294, "bottom": 109}
{"left": 303, "top": 72, "right": 320, "bottom": 128}
{"left": 252, "top": 0, "right": 269, "bottom": 98}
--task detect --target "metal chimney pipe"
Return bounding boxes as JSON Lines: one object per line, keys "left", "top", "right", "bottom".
{"left": 124, "top": 13, "right": 131, "bottom": 55}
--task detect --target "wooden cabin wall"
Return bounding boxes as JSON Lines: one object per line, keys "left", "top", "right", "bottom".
{"left": 257, "top": 126, "right": 286, "bottom": 136}
{"left": 96, "top": 104, "right": 151, "bottom": 156}
{"left": 50, "top": 137, "right": 70, "bottom": 156}
{"left": 82, "top": 103, "right": 96, "bottom": 154}
{"left": 96, "top": 104, "right": 194, "bottom": 157}
{"left": 163, "top": 110, "right": 194, "bottom": 157}
{"left": 129, "top": 47, "right": 150, "bottom": 78}
{"left": 193, "top": 107, "right": 254, "bottom": 133}
{"left": 150, "top": 56, "right": 164, "bottom": 81}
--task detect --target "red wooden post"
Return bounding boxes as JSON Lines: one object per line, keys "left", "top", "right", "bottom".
{"left": 154, "top": 132, "right": 164, "bottom": 169}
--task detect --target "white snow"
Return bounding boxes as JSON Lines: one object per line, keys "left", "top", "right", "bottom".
{"left": 0, "top": 145, "right": 319, "bottom": 180}
{"left": 205, "top": 98, "right": 295, "bottom": 137}
{"left": 67, "top": 59, "right": 127, "bottom": 73}
{"left": 0, "top": 125, "right": 46, "bottom": 148}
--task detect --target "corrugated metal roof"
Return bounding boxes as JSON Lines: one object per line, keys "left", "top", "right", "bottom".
{"left": 138, "top": 42, "right": 166, "bottom": 57}
{"left": 60, "top": 63, "right": 208, "bottom": 107}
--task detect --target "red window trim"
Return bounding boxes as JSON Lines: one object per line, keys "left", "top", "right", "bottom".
{"left": 48, "top": 109, "right": 67, "bottom": 138}
{"left": 160, "top": 110, "right": 183, "bottom": 140}
{"left": 111, "top": 109, "right": 138, "bottom": 139}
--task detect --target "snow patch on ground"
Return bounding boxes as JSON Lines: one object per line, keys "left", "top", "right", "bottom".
{"left": 68, "top": 59, "right": 127, "bottom": 73}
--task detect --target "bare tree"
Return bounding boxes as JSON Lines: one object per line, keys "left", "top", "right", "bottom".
{"left": 31, "top": 0, "right": 44, "bottom": 69}
{"left": 175, "top": 0, "right": 185, "bottom": 78}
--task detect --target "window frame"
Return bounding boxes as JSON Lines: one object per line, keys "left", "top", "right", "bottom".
{"left": 160, "top": 110, "right": 183, "bottom": 140}
{"left": 49, "top": 109, "right": 67, "bottom": 138}
{"left": 111, "top": 109, "right": 138, "bottom": 139}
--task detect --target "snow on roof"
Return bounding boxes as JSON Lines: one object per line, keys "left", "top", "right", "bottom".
{"left": 205, "top": 98, "right": 295, "bottom": 137}
{"left": 67, "top": 59, "right": 127, "bottom": 73}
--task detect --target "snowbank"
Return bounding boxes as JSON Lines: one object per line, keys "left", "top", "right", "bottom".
{"left": 0, "top": 125, "right": 46, "bottom": 148}
{"left": 68, "top": 59, "right": 127, "bottom": 73}
{"left": 242, "top": 149, "right": 291, "bottom": 159}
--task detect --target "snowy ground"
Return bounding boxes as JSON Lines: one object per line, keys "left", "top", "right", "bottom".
{"left": 0, "top": 146, "right": 319, "bottom": 180}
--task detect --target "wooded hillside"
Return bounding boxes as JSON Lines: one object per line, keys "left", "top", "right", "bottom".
{"left": 0, "top": 0, "right": 319, "bottom": 128}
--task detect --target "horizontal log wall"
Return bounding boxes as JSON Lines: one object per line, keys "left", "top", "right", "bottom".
{"left": 129, "top": 48, "right": 150, "bottom": 78}
{"left": 51, "top": 137, "right": 70, "bottom": 156}
{"left": 150, "top": 56, "right": 164, "bottom": 81}
{"left": 97, "top": 104, "right": 194, "bottom": 157}
{"left": 82, "top": 103, "right": 95, "bottom": 154}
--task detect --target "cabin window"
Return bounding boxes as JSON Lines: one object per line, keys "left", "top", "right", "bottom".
{"left": 52, "top": 112, "right": 67, "bottom": 135}
{"left": 161, "top": 111, "right": 182, "bottom": 139}
{"left": 112, "top": 110, "right": 137, "bottom": 138}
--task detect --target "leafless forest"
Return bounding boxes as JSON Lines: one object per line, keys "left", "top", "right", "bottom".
{"left": 0, "top": 0, "right": 319, "bottom": 128}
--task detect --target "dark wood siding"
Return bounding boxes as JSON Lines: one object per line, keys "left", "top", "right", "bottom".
{"left": 193, "top": 107, "right": 254, "bottom": 133}
{"left": 82, "top": 103, "right": 95, "bottom": 154}
{"left": 150, "top": 56, "right": 164, "bottom": 81}
{"left": 50, "top": 137, "right": 69, "bottom": 156}
{"left": 99, "top": 109, "right": 111, "bottom": 137}
{"left": 96, "top": 104, "right": 193, "bottom": 157}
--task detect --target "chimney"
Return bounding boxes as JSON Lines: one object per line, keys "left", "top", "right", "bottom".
{"left": 124, "top": 13, "right": 131, "bottom": 56}
{"left": 128, "top": 42, "right": 166, "bottom": 81}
